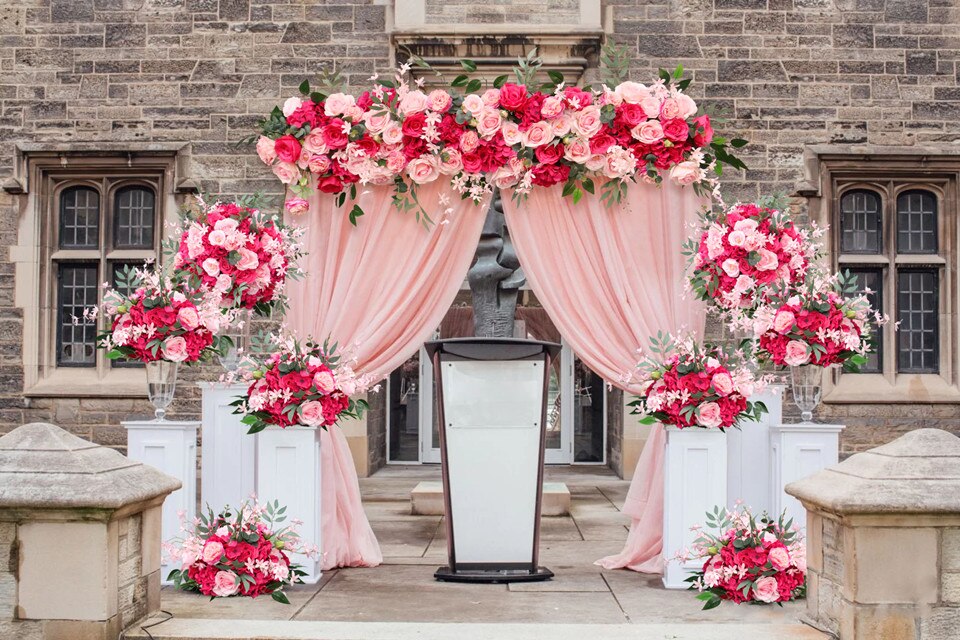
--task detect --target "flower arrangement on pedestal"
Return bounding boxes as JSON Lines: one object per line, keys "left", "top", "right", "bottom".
{"left": 679, "top": 504, "right": 806, "bottom": 609}
{"left": 230, "top": 334, "right": 373, "bottom": 434}
{"left": 626, "top": 333, "right": 767, "bottom": 430}
{"left": 165, "top": 498, "right": 316, "bottom": 603}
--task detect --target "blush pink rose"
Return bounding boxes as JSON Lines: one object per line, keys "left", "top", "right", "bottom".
{"left": 256, "top": 136, "right": 277, "bottom": 164}
{"left": 492, "top": 165, "right": 520, "bottom": 189}
{"left": 476, "top": 107, "right": 503, "bottom": 138}
{"left": 363, "top": 111, "right": 391, "bottom": 135}
{"left": 756, "top": 248, "right": 779, "bottom": 271}
{"left": 462, "top": 93, "right": 485, "bottom": 116}
{"left": 753, "top": 576, "right": 780, "bottom": 603}
{"left": 236, "top": 248, "right": 259, "bottom": 271}
{"left": 438, "top": 148, "right": 462, "bottom": 175}
{"left": 481, "top": 88, "right": 501, "bottom": 106}
{"left": 161, "top": 336, "right": 189, "bottom": 362}
{"left": 669, "top": 160, "right": 701, "bottom": 185}
{"left": 564, "top": 137, "right": 592, "bottom": 164}
{"left": 500, "top": 121, "right": 522, "bottom": 146}
{"left": 768, "top": 546, "right": 791, "bottom": 571}
{"left": 398, "top": 90, "right": 429, "bottom": 115}
{"left": 201, "top": 258, "right": 220, "bottom": 277}
{"left": 522, "top": 121, "right": 554, "bottom": 148}
{"left": 281, "top": 96, "right": 302, "bottom": 118}
{"left": 207, "top": 229, "right": 226, "bottom": 247}
{"left": 572, "top": 105, "right": 602, "bottom": 138}
{"left": 660, "top": 98, "right": 682, "bottom": 119}
{"left": 585, "top": 153, "right": 606, "bottom": 171}
{"left": 712, "top": 372, "right": 734, "bottom": 397}
{"left": 272, "top": 161, "right": 300, "bottom": 185}
{"left": 212, "top": 570, "right": 240, "bottom": 597}
{"left": 675, "top": 93, "right": 698, "bottom": 119}
{"left": 727, "top": 230, "right": 746, "bottom": 247}
{"left": 550, "top": 114, "right": 573, "bottom": 137}
{"left": 734, "top": 274, "right": 755, "bottom": 293}
{"left": 632, "top": 120, "right": 663, "bottom": 144}
{"left": 773, "top": 309, "right": 796, "bottom": 333}
{"left": 428, "top": 89, "right": 452, "bottom": 112}
{"left": 301, "top": 130, "right": 328, "bottom": 155}
{"left": 307, "top": 154, "right": 331, "bottom": 174}
{"left": 314, "top": 370, "right": 336, "bottom": 394}
{"left": 201, "top": 540, "right": 224, "bottom": 565}
{"left": 324, "top": 92, "right": 355, "bottom": 117}
{"left": 540, "top": 96, "right": 565, "bottom": 119}
{"left": 615, "top": 81, "right": 649, "bottom": 104}
{"left": 406, "top": 155, "right": 440, "bottom": 184}
{"left": 300, "top": 400, "right": 325, "bottom": 427}
{"left": 721, "top": 258, "right": 740, "bottom": 278}
{"left": 783, "top": 340, "right": 810, "bottom": 366}
{"left": 460, "top": 130, "right": 480, "bottom": 153}
{"left": 381, "top": 123, "right": 403, "bottom": 145}
{"left": 640, "top": 96, "right": 662, "bottom": 118}
{"left": 214, "top": 218, "right": 238, "bottom": 233}
{"left": 177, "top": 306, "right": 200, "bottom": 331}
{"left": 698, "top": 401, "right": 723, "bottom": 428}
{"left": 285, "top": 196, "right": 310, "bottom": 216}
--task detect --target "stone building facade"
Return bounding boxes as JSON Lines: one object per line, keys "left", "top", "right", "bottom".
{"left": 1, "top": 0, "right": 958, "bottom": 476}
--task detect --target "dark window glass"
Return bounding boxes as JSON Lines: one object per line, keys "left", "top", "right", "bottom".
{"left": 845, "top": 268, "right": 883, "bottom": 374}
{"left": 897, "top": 190, "right": 937, "bottom": 254}
{"left": 897, "top": 269, "right": 939, "bottom": 374}
{"left": 57, "top": 263, "right": 98, "bottom": 366}
{"left": 59, "top": 187, "right": 100, "bottom": 249}
{"left": 113, "top": 186, "right": 155, "bottom": 249}
{"left": 840, "top": 190, "right": 882, "bottom": 254}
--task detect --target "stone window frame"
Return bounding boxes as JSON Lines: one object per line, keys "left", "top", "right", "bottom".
{"left": 801, "top": 146, "right": 959, "bottom": 404}
{"left": 8, "top": 145, "right": 191, "bottom": 398}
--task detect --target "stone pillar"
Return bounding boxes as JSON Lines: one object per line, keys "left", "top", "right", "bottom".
{"left": 0, "top": 423, "right": 180, "bottom": 640}
{"left": 786, "top": 428, "right": 960, "bottom": 640}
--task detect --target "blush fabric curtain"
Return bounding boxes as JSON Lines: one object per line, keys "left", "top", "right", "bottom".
{"left": 285, "top": 182, "right": 490, "bottom": 570}
{"left": 502, "top": 181, "right": 708, "bottom": 574}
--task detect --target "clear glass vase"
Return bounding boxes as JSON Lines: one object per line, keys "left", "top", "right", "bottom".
{"left": 790, "top": 364, "right": 822, "bottom": 423}
{"left": 147, "top": 360, "right": 179, "bottom": 422}
{"left": 218, "top": 309, "right": 252, "bottom": 373}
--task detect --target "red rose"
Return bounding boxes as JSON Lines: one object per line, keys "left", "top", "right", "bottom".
{"left": 273, "top": 135, "right": 302, "bottom": 163}
{"left": 535, "top": 143, "right": 564, "bottom": 165}
{"left": 617, "top": 103, "right": 646, "bottom": 128}
{"left": 693, "top": 114, "right": 714, "bottom": 147}
{"left": 563, "top": 86, "right": 593, "bottom": 109}
{"left": 461, "top": 152, "right": 483, "bottom": 174}
{"left": 662, "top": 118, "right": 690, "bottom": 143}
{"left": 498, "top": 83, "right": 528, "bottom": 111}
{"left": 354, "top": 136, "right": 379, "bottom": 157}
{"left": 321, "top": 120, "right": 348, "bottom": 149}
{"left": 317, "top": 174, "right": 343, "bottom": 193}
{"left": 356, "top": 91, "right": 373, "bottom": 110}
{"left": 401, "top": 112, "right": 426, "bottom": 138}
{"left": 590, "top": 133, "right": 616, "bottom": 155}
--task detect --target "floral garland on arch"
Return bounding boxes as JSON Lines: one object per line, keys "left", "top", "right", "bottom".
{"left": 249, "top": 49, "right": 746, "bottom": 224}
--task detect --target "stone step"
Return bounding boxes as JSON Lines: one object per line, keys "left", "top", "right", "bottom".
{"left": 126, "top": 618, "right": 827, "bottom": 640}
{"left": 411, "top": 481, "right": 571, "bottom": 516}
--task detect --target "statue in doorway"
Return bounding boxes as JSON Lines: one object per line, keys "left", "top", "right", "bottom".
{"left": 468, "top": 188, "right": 525, "bottom": 338}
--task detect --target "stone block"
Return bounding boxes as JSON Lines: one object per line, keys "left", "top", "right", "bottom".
{"left": 141, "top": 507, "right": 161, "bottom": 576}
{"left": 842, "top": 604, "right": 919, "bottom": 640}
{"left": 218, "top": 0, "right": 249, "bottom": 21}
{"left": 718, "top": 60, "right": 787, "bottom": 82}
{"left": 886, "top": 0, "right": 928, "bottom": 23}
{"left": 942, "top": 529, "right": 960, "bottom": 572}
{"left": 106, "top": 23, "right": 146, "bottom": 48}
{"left": 941, "top": 572, "right": 960, "bottom": 604}
{"left": 850, "top": 528, "right": 938, "bottom": 604}
{"left": 0, "top": 571, "right": 15, "bottom": 618}
{"left": 280, "top": 22, "right": 331, "bottom": 44}
{"left": 51, "top": 0, "right": 94, "bottom": 22}
{"left": 807, "top": 511, "right": 823, "bottom": 573}
{"left": 906, "top": 51, "right": 938, "bottom": 76}
{"left": 919, "top": 607, "right": 960, "bottom": 640}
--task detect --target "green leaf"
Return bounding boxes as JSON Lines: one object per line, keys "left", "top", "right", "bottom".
{"left": 451, "top": 74, "right": 469, "bottom": 88}
{"left": 465, "top": 79, "right": 482, "bottom": 94}
{"left": 460, "top": 59, "right": 477, "bottom": 72}
{"left": 582, "top": 177, "right": 595, "bottom": 195}
{"left": 271, "top": 590, "right": 291, "bottom": 605}
{"left": 730, "top": 138, "right": 748, "bottom": 148}
{"left": 493, "top": 75, "right": 508, "bottom": 89}
{"left": 349, "top": 204, "right": 365, "bottom": 226}
{"left": 298, "top": 79, "right": 310, "bottom": 95}
{"left": 547, "top": 70, "right": 564, "bottom": 85}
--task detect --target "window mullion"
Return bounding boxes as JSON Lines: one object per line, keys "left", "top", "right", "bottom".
{"left": 885, "top": 182, "right": 897, "bottom": 380}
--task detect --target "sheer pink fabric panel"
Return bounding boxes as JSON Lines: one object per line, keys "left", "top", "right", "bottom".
{"left": 502, "top": 181, "right": 707, "bottom": 574}
{"left": 286, "top": 183, "right": 489, "bottom": 569}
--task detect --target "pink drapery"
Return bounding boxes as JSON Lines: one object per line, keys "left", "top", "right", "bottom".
{"left": 286, "top": 182, "right": 490, "bottom": 570}
{"left": 502, "top": 181, "right": 707, "bottom": 574}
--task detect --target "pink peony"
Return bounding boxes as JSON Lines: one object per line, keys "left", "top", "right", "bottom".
{"left": 314, "top": 370, "right": 336, "bottom": 394}
{"left": 698, "top": 402, "right": 723, "bottom": 428}
{"left": 201, "top": 540, "right": 224, "bottom": 565}
{"left": 768, "top": 546, "right": 791, "bottom": 571}
{"left": 460, "top": 130, "right": 480, "bottom": 153}
{"left": 753, "top": 576, "right": 780, "bottom": 603}
{"left": 783, "top": 340, "right": 810, "bottom": 366}
{"left": 540, "top": 96, "right": 565, "bottom": 119}
{"left": 773, "top": 310, "right": 796, "bottom": 334}
{"left": 428, "top": 89, "right": 452, "bottom": 112}
{"left": 712, "top": 372, "right": 734, "bottom": 397}
{"left": 212, "top": 570, "right": 240, "bottom": 597}
{"left": 177, "top": 307, "right": 200, "bottom": 331}
{"left": 161, "top": 336, "right": 189, "bottom": 362}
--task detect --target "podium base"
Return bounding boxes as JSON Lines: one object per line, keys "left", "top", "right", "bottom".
{"left": 434, "top": 566, "right": 554, "bottom": 584}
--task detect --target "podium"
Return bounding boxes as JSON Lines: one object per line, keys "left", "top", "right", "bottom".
{"left": 424, "top": 338, "right": 560, "bottom": 583}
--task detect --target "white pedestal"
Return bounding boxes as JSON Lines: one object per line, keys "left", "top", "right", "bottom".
{"left": 256, "top": 426, "right": 322, "bottom": 584}
{"left": 770, "top": 422, "right": 844, "bottom": 529}
{"left": 662, "top": 426, "right": 727, "bottom": 589}
{"left": 726, "top": 384, "right": 784, "bottom": 514}
{"left": 123, "top": 419, "right": 199, "bottom": 585}
{"left": 199, "top": 383, "right": 256, "bottom": 513}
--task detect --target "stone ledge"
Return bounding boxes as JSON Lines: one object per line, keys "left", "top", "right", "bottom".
{"left": 411, "top": 481, "right": 570, "bottom": 516}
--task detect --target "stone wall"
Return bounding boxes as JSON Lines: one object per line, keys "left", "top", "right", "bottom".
{"left": 0, "top": 0, "right": 959, "bottom": 462}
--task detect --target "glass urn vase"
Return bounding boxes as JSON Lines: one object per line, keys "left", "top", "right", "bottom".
{"left": 218, "top": 309, "right": 252, "bottom": 372}
{"left": 790, "top": 364, "right": 822, "bottom": 423}
{"left": 146, "top": 360, "right": 179, "bottom": 421}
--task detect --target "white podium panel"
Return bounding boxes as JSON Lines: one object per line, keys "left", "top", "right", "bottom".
{"left": 123, "top": 419, "right": 198, "bottom": 585}
{"left": 256, "top": 426, "right": 322, "bottom": 583}
{"left": 770, "top": 423, "right": 844, "bottom": 529}
{"left": 199, "top": 383, "right": 256, "bottom": 512}
{"left": 726, "top": 385, "right": 784, "bottom": 514}
{"left": 663, "top": 426, "right": 727, "bottom": 589}
{"left": 441, "top": 359, "right": 543, "bottom": 565}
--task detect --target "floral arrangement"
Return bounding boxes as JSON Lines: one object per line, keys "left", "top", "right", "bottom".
{"left": 170, "top": 196, "right": 305, "bottom": 317}
{"left": 91, "top": 265, "right": 228, "bottom": 363}
{"left": 680, "top": 505, "right": 805, "bottom": 609}
{"left": 686, "top": 202, "right": 819, "bottom": 314}
{"left": 626, "top": 333, "right": 767, "bottom": 430}
{"left": 249, "top": 48, "right": 746, "bottom": 223}
{"left": 751, "top": 272, "right": 884, "bottom": 372}
{"left": 231, "top": 334, "right": 372, "bottom": 434}
{"left": 165, "top": 498, "right": 314, "bottom": 603}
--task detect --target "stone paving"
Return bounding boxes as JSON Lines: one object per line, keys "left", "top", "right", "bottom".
{"left": 140, "top": 467, "right": 820, "bottom": 638}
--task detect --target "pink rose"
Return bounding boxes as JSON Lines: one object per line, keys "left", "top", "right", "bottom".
{"left": 550, "top": 114, "right": 573, "bottom": 137}
{"left": 398, "top": 90, "right": 429, "bottom": 115}
{"left": 615, "top": 81, "right": 649, "bottom": 104}
{"left": 324, "top": 92, "right": 355, "bottom": 117}
{"left": 768, "top": 547, "right": 791, "bottom": 571}
{"left": 177, "top": 306, "right": 200, "bottom": 331}
{"left": 572, "top": 105, "right": 602, "bottom": 138}
{"left": 207, "top": 229, "right": 226, "bottom": 247}
{"left": 300, "top": 400, "right": 325, "bottom": 427}
{"left": 734, "top": 218, "right": 759, "bottom": 232}
{"left": 201, "top": 258, "right": 220, "bottom": 277}
{"left": 272, "top": 161, "right": 300, "bottom": 185}
{"left": 460, "top": 130, "right": 480, "bottom": 153}
{"left": 727, "top": 230, "right": 746, "bottom": 247}
{"left": 585, "top": 153, "right": 606, "bottom": 171}
{"left": 500, "top": 121, "right": 522, "bottom": 146}
{"left": 563, "top": 137, "right": 592, "bottom": 164}
{"left": 236, "top": 248, "right": 259, "bottom": 271}
{"left": 201, "top": 540, "right": 224, "bottom": 565}
{"left": 161, "top": 336, "right": 189, "bottom": 362}
{"left": 302, "top": 130, "right": 328, "bottom": 155}
{"left": 522, "top": 121, "right": 554, "bottom": 148}
{"left": 363, "top": 111, "right": 391, "bottom": 135}
{"left": 438, "top": 148, "right": 462, "bottom": 175}
{"left": 476, "top": 107, "right": 503, "bottom": 138}
{"left": 214, "top": 218, "right": 238, "bottom": 232}
{"left": 314, "top": 370, "right": 336, "bottom": 394}
{"left": 793, "top": 545, "right": 807, "bottom": 574}
{"left": 669, "top": 160, "right": 701, "bottom": 185}
{"left": 285, "top": 196, "right": 310, "bottom": 216}
{"left": 462, "top": 93, "right": 485, "bottom": 116}
{"left": 660, "top": 98, "right": 682, "bottom": 119}
{"left": 712, "top": 372, "right": 734, "bottom": 397}
{"left": 734, "top": 274, "right": 755, "bottom": 293}
{"left": 481, "top": 88, "right": 501, "bottom": 106}
{"left": 540, "top": 96, "right": 565, "bottom": 119}
{"left": 428, "top": 89, "right": 452, "bottom": 112}
{"left": 632, "top": 120, "right": 663, "bottom": 144}
{"left": 783, "top": 340, "right": 810, "bottom": 366}
{"left": 381, "top": 123, "right": 403, "bottom": 145}
{"left": 753, "top": 576, "right": 780, "bottom": 603}
{"left": 640, "top": 95, "right": 662, "bottom": 118}
{"left": 774, "top": 310, "right": 796, "bottom": 334}
{"left": 256, "top": 136, "right": 277, "bottom": 164}
{"left": 281, "top": 96, "right": 302, "bottom": 118}
{"left": 307, "top": 154, "right": 331, "bottom": 174}
{"left": 675, "top": 93, "right": 698, "bottom": 119}
{"left": 492, "top": 165, "right": 520, "bottom": 189}
{"left": 698, "top": 402, "right": 723, "bottom": 428}
{"left": 212, "top": 570, "right": 240, "bottom": 597}
{"left": 385, "top": 151, "right": 406, "bottom": 174}
{"left": 406, "top": 155, "right": 440, "bottom": 185}
{"left": 721, "top": 258, "right": 740, "bottom": 278}
{"left": 756, "top": 248, "right": 779, "bottom": 271}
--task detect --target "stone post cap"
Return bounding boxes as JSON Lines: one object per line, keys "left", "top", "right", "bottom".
{"left": 0, "top": 422, "right": 181, "bottom": 511}
{"left": 786, "top": 428, "right": 960, "bottom": 515}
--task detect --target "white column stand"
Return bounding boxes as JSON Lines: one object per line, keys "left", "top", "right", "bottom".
{"left": 662, "top": 426, "right": 727, "bottom": 589}
{"left": 256, "top": 426, "right": 322, "bottom": 584}
{"left": 123, "top": 419, "right": 199, "bottom": 585}
{"left": 770, "top": 422, "right": 845, "bottom": 529}
{"left": 199, "top": 382, "right": 256, "bottom": 512}
{"left": 726, "top": 384, "right": 784, "bottom": 514}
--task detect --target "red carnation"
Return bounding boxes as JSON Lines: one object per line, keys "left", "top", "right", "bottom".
{"left": 274, "top": 135, "right": 302, "bottom": 163}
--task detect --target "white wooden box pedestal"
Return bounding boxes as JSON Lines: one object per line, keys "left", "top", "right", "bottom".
{"left": 770, "top": 422, "right": 844, "bottom": 528}
{"left": 122, "top": 419, "right": 199, "bottom": 585}
{"left": 199, "top": 383, "right": 256, "bottom": 511}
{"left": 256, "top": 426, "right": 323, "bottom": 584}
{"left": 726, "top": 385, "right": 784, "bottom": 514}
{"left": 662, "top": 426, "right": 727, "bottom": 589}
